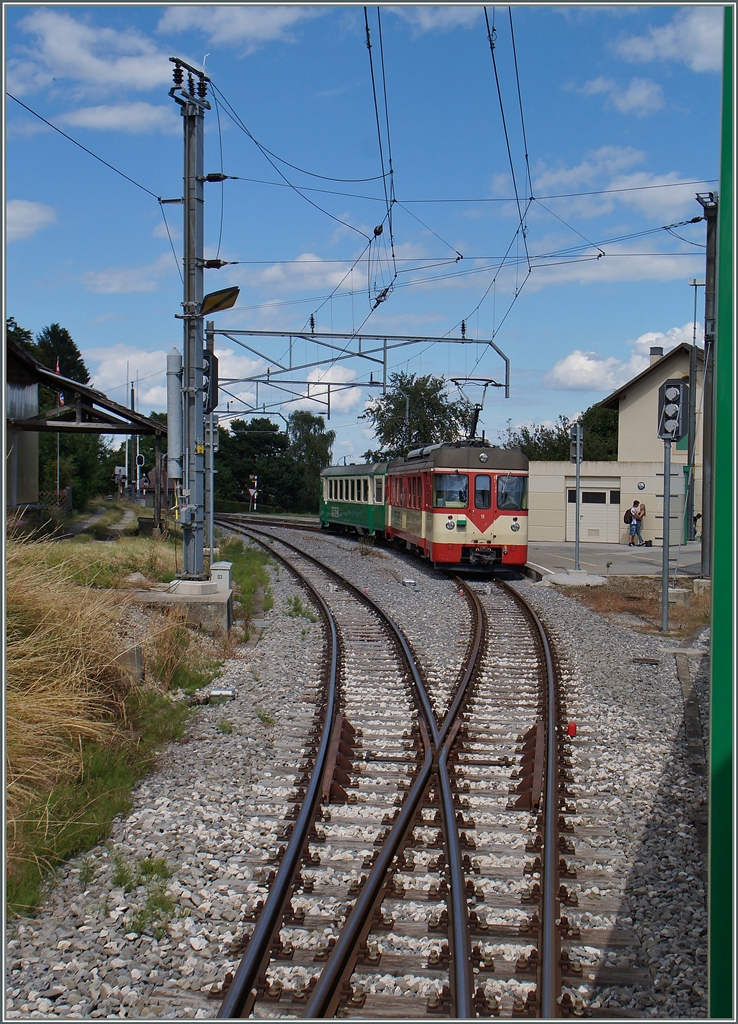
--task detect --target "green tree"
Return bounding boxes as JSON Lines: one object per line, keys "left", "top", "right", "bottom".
{"left": 361, "top": 371, "right": 473, "bottom": 461}
{"left": 498, "top": 415, "right": 572, "bottom": 460}
{"left": 34, "top": 323, "right": 90, "bottom": 384}
{"left": 287, "top": 411, "right": 336, "bottom": 512}
{"left": 6, "top": 317, "right": 34, "bottom": 351}
{"left": 580, "top": 404, "right": 618, "bottom": 460}
{"left": 215, "top": 418, "right": 303, "bottom": 510}
{"left": 498, "top": 403, "right": 618, "bottom": 461}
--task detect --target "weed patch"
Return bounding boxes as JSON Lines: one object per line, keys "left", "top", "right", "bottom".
{"left": 6, "top": 687, "right": 191, "bottom": 918}
{"left": 284, "top": 595, "right": 317, "bottom": 622}
{"left": 217, "top": 720, "right": 233, "bottom": 735}
{"left": 256, "top": 707, "right": 275, "bottom": 726}
{"left": 564, "top": 575, "right": 711, "bottom": 634}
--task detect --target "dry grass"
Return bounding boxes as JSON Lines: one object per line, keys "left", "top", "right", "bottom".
{"left": 6, "top": 536, "right": 135, "bottom": 830}
{"left": 10, "top": 533, "right": 180, "bottom": 589}
{"left": 563, "top": 575, "right": 711, "bottom": 635}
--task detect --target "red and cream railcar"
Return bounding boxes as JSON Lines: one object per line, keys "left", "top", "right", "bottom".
{"left": 385, "top": 441, "right": 528, "bottom": 569}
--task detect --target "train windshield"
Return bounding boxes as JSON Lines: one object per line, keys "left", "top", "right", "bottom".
{"left": 434, "top": 473, "right": 468, "bottom": 508}
{"left": 497, "top": 474, "right": 528, "bottom": 511}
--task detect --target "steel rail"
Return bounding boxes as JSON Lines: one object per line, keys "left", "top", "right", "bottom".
{"left": 215, "top": 521, "right": 441, "bottom": 1017}
{"left": 497, "top": 578, "right": 561, "bottom": 1018}
{"left": 221, "top": 521, "right": 440, "bottom": 742}
{"left": 302, "top": 722, "right": 434, "bottom": 1018}
{"left": 216, "top": 536, "right": 339, "bottom": 1019}
{"left": 303, "top": 577, "right": 485, "bottom": 1019}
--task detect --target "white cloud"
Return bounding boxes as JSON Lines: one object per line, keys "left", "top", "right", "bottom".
{"left": 157, "top": 6, "right": 323, "bottom": 51}
{"left": 529, "top": 146, "right": 704, "bottom": 222}
{"left": 388, "top": 7, "right": 481, "bottom": 32}
{"left": 83, "top": 343, "right": 171, "bottom": 409}
{"left": 6, "top": 199, "right": 57, "bottom": 241}
{"left": 59, "top": 103, "right": 179, "bottom": 134}
{"left": 289, "top": 365, "right": 363, "bottom": 414}
{"left": 582, "top": 76, "right": 664, "bottom": 116}
{"left": 213, "top": 346, "right": 264, "bottom": 381}
{"left": 9, "top": 9, "right": 171, "bottom": 97}
{"left": 153, "top": 218, "right": 181, "bottom": 240}
{"left": 615, "top": 7, "right": 723, "bottom": 73}
{"left": 80, "top": 253, "right": 175, "bottom": 294}
{"left": 532, "top": 145, "right": 644, "bottom": 193}
{"left": 255, "top": 253, "right": 357, "bottom": 293}
{"left": 547, "top": 321, "right": 703, "bottom": 391}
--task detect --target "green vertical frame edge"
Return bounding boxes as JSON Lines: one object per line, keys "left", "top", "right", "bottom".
{"left": 708, "top": 5, "right": 734, "bottom": 1019}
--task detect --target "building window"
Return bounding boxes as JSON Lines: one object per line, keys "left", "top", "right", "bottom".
{"left": 609, "top": 490, "right": 620, "bottom": 504}
{"left": 582, "top": 491, "right": 607, "bottom": 504}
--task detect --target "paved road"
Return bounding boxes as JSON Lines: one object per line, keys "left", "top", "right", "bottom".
{"left": 527, "top": 540, "right": 704, "bottom": 578}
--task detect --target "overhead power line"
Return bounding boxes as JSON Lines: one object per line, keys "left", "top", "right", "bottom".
{"left": 7, "top": 92, "right": 161, "bottom": 199}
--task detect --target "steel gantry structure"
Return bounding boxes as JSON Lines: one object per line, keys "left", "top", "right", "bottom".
{"left": 211, "top": 328, "right": 510, "bottom": 421}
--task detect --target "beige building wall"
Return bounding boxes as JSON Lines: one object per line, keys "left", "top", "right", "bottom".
{"left": 529, "top": 460, "right": 686, "bottom": 546}
{"left": 617, "top": 350, "right": 703, "bottom": 470}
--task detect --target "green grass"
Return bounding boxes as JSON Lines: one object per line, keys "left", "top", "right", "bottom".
{"left": 262, "top": 589, "right": 274, "bottom": 613}
{"left": 216, "top": 537, "right": 273, "bottom": 624}
{"left": 217, "top": 719, "right": 233, "bottom": 735}
{"left": 284, "top": 595, "right": 318, "bottom": 622}
{"left": 6, "top": 688, "right": 192, "bottom": 919}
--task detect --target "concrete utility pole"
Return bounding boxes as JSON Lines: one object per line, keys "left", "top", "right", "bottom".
{"left": 696, "top": 193, "right": 718, "bottom": 578}
{"left": 170, "top": 59, "right": 210, "bottom": 577}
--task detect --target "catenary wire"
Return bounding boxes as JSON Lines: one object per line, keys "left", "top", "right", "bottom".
{"left": 213, "top": 93, "right": 226, "bottom": 260}
{"left": 7, "top": 93, "right": 160, "bottom": 199}
{"left": 508, "top": 7, "right": 533, "bottom": 201}
{"left": 159, "top": 205, "right": 184, "bottom": 284}
{"left": 210, "top": 81, "right": 372, "bottom": 241}
{"left": 484, "top": 8, "right": 531, "bottom": 271}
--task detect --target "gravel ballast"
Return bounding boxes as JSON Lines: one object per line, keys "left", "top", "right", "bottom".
{"left": 5, "top": 537, "right": 709, "bottom": 1019}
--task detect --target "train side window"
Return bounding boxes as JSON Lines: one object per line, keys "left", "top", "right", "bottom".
{"left": 340, "top": 479, "right": 344, "bottom": 500}
{"left": 375, "top": 478, "right": 384, "bottom": 504}
{"left": 350, "top": 479, "right": 355, "bottom": 501}
{"left": 475, "top": 474, "right": 491, "bottom": 509}
{"left": 363, "top": 479, "right": 369, "bottom": 502}
{"left": 434, "top": 473, "right": 468, "bottom": 508}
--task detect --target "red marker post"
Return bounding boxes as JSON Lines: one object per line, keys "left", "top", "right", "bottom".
{"left": 567, "top": 722, "right": 577, "bottom": 738}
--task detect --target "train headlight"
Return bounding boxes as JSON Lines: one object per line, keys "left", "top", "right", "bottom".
{"left": 511, "top": 521, "right": 520, "bottom": 533}
{"left": 445, "top": 518, "right": 455, "bottom": 530}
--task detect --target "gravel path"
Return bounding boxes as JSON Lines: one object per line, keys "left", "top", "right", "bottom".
{"left": 511, "top": 577, "right": 708, "bottom": 1018}
{"left": 5, "top": 538, "right": 709, "bottom": 1019}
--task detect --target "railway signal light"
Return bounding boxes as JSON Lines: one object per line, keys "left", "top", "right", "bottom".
{"left": 657, "top": 379, "right": 689, "bottom": 441}
{"left": 569, "top": 424, "right": 583, "bottom": 463}
{"left": 202, "top": 350, "right": 218, "bottom": 414}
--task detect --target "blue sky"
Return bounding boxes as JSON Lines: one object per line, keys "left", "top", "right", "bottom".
{"left": 5, "top": 5, "right": 724, "bottom": 461}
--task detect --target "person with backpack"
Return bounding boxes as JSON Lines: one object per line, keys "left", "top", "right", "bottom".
{"left": 625, "top": 500, "right": 640, "bottom": 545}
{"left": 634, "top": 502, "right": 646, "bottom": 545}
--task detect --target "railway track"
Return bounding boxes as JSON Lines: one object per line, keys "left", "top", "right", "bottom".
{"left": 210, "top": 520, "right": 570, "bottom": 1018}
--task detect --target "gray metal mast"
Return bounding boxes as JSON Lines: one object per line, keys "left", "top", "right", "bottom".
{"left": 170, "top": 58, "right": 210, "bottom": 578}
{"left": 696, "top": 193, "right": 717, "bottom": 578}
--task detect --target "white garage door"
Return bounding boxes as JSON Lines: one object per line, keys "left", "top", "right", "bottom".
{"left": 566, "top": 487, "right": 622, "bottom": 543}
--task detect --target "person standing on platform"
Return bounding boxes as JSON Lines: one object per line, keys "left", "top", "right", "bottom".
{"left": 634, "top": 502, "right": 646, "bottom": 546}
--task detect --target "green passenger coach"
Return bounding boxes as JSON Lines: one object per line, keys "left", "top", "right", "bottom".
{"left": 319, "top": 464, "right": 388, "bottom": 536}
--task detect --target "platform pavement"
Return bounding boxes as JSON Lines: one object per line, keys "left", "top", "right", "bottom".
{"left": 527, "top": 540, "right": 704, "bottom": 579}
